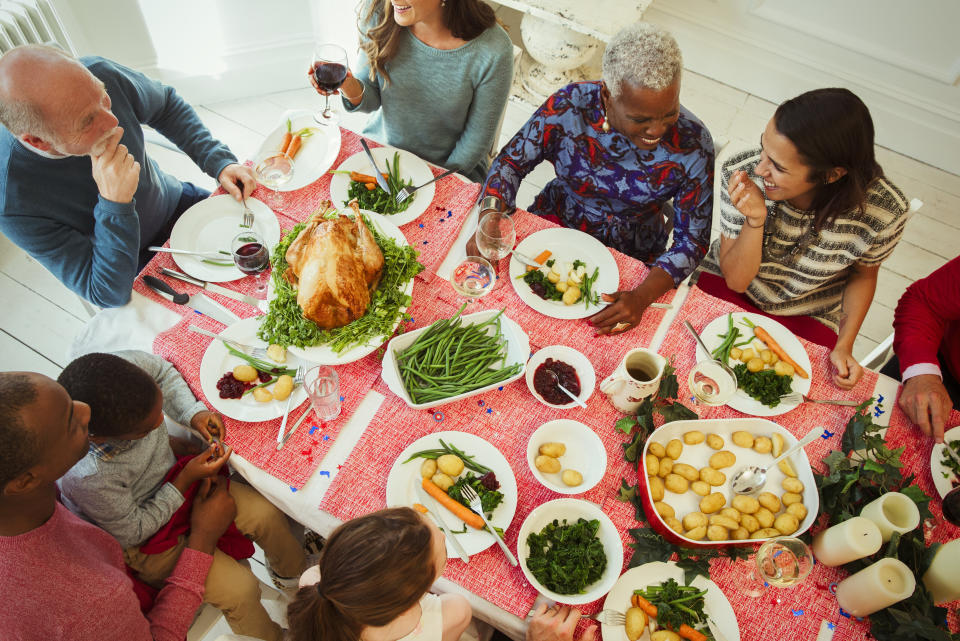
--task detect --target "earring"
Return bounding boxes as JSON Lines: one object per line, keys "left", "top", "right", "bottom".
{"left": 602, "top": 118, "right": 611, "bottom": 133}
{"left": 441, "top": 0, "right": 446, "bottom": 5}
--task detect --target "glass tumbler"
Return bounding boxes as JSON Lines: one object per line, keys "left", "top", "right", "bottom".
{"left": 305, "top": 365, "right": 341, "bottom": 421}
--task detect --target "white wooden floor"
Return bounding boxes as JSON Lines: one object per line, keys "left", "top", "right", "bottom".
{"left": 2, "top": 72, "right": 958, "bottom": 377}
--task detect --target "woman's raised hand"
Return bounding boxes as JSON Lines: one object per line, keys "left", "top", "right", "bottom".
{"left": 728, "top": 170, "right": 767, "bottom": 226}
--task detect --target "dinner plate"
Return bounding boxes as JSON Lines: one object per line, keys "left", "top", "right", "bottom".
{"left": 385, "top": 431, "right": 518, "bottom": 558}
{"left": 255, "top": 112, "right": 341, "bottom": 191}
{"left": 281, "top": 210, "right": 414, "bottom": 365}
{"left": 167, "top": 194, "right": 280, "bottom": 283}
{"left": 329, "top": 145, "right": 435, "bottom": 227}
{"left": 695, "top": 312, "right": 813, "bottom": 416}
{"left": 508, "top": 228, "right": 620, "bottom": 320}
{"left": 930, "top": 425, "right": 960, "bottom": 498}
{"left": 600, "top": 561, "right": 740, "bottom": 641}
{"left": 198, "top": 317, "right": 308, "bottom": 422}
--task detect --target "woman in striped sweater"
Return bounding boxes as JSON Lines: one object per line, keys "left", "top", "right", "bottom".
{"left": 700, "top": 88, "right": 909, "bottom": 389}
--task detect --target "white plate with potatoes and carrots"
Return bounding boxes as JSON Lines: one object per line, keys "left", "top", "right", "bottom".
{"left": 385, "top": 431, "right": 518, "bottom": 559}
{"left": 255, "top": 112, "right": 342, "bottom": 191}
{"left": 695, "top": 312, "right": 812, "bottom": 417}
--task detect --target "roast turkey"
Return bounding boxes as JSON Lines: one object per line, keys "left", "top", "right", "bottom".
{"left": 283, "top": 201, "right": 384, "bottom": 329}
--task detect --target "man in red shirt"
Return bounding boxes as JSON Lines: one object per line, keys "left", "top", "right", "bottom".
{"left": 892, "top": 256, "right": 960, "bottom": 442}
{"left": 0, "top": 372, "right": 235, "bottom": 641}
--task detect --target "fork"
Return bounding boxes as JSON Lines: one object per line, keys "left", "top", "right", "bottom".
{"left": 275, "top": 365, "right": 306, "bottom": 447}
{"left": 187, "top": 325, "right": 269, "bottom": 360}
{"left": 459, "top": 484, "right": 517, "bottom": 566}
{"left": 395, "top": 167, "right": 457, "bottom": 205}
{"left": 240, "top": 195, "right": 255, "bottom": 228}
{"left": 779, "top": 392, "right": 860, "bottom": 406}
{"left": 584, "top": 610, "right": 625, "bottom": 626}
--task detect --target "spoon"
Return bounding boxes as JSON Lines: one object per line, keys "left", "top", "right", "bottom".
{"left": 683, "top": 321, "right": 738, "bottom": 387}
{"left": 545, "top": 369, "right": 587, "bottom": 408}
{"left": 731, "top": 426, "right": 825, "bottom": 495}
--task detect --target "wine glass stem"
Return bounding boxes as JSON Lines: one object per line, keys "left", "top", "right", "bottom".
{"left": 322, "top": 94, "right": 331, "bottom": 118}
{"left": 272, "top": 187, "right": 283, "bottom": 210}
{"left": 254, "top": 271, "right": 266, "bottom": 293}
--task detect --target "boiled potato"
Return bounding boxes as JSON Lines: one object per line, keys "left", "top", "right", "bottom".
{"left": 709, "top": 515, "right": 740, "bottom": 531}
{"left": 657, "top": 457, "right": 674, "bottom": 478}
{"left": 272, "top": 374, "right": 294, "bottom": 401}
{"left": 709, "top": 450, "right": 737, "bottom": 469}
{"left": 547, "top": 270, "right": 562, "bottom": 284}
{"left": 562, "top": 285, "right": 581, "bottom": 305}
{"left": 731, "top": 430, "right": 755, "bottom": 449}
{"left": 625, "top": 607, "right": 648, "bottom": 641}
{"left": 720, "top": 507, "right": 742, "bottom": 523}
{"left": 774, "top": 513, "right": 800, "bottom": 535}
{"left": 266, "top": 344, "right": 287, "bottom": 363}
{"left": 699, "top": 467, "right": 726, "bottom": 486}
{"left": 654, "top": 501, "right": 675, "bottom": 519}
{"left": 778, "top": 457, "right": 798, "bottom": 478}
{"left": 648, "top": 476, "right": 665, "bottom": 501}
{"left": 539, "top": 442, "right": 567, "bottom": 458}
{"left": 535, "top": 455, "right": 561, "bottom": 474}
{"left": 740, "top": 347, "right": 756, "bottom": 362}
{"left": 731, "top": 526, "right": 750, "bottom": 541}
{"left": 555, "top": 280, "right": 569, "bottom": 293}
{"left": 732, "top": 495, "right": 760, "bottom": 514}
{"left": 672, "top": 463, "right": 699, "bottom": 482}
{"left": 774, "top": 360, "right": 795, "bottom": 377}
{"left": 753, "top": 436, "right": 773, "bottom": 454}
{"left": 729, "top": 347, "right": 743, "bottom": 361}
{"left": 664, "top": 473, "right": 689, "bottom": 494}
{"left": 683, "top": 430, "right": 705, "bottom": 445}
{"left": 706, "top": 433, "right": 725, "bottom": 450}
{"left": 786, "top": 503, "right": 808, "bottom": 521}
{"left": 782, "top": 492, "right": 803, "bottom": 506}
{"left": 562, "top": 469, "right": 583, "bottom": 487}
{"left": 740, "top": 514, "right": 760, "bottom": 533}
{"left": 420, "top": 459, "right": 437, "bottom": 478}
{"left": 691, "top": 480, "right": 710, "bottom": 496}
{"left": 685, "top": 525, "right": 707, "bottom": 541}
{"left": 707, "top": 525, "right": 729, "bottom": 541}
{"left": 772, "top": 433, "right": 786, "bottom": 457}
{"left": 782, "top": 477, "right": 805, "bottom": 494}
{"left": 648, "top": 442, "right": 666, "bottom": 458}
{"left": 431, "top": 473, "right": 454, "bottom": 491}
{"left": 645, "top": 454, "right": 660, "bottom": 477}
{"left": 651, "top": 631, "right": 681, "bottom": 641}
{"left": 758, "top": 492, "right": 781, "bottom": 513}
{"left": 437, "top": 454, "right": 465, "bottom": 476}
{"left": 760, "top": 349, "right": 775, "bottom": 364}
{"left": 747, "top": 357, "right": 765, "bottom": 373}
{"left": 664, "top": 516, "right": 684, "bottom": 535}
{"left": 232, "top": 364, "right": 258, "bottom": 382}
{"left": 665, "top": 439, "right": 683, "bottom": 460}
{"left": 682, "top": 511, "right": 708, "bottom": 531}
{"left": 252, "top": 387, "right": 273, "bottom": 402}
{"left": 754, "top": 527, "right": 781, "bottom": 539}
{"left": 755, "top": 507, "right": 775, "bottom": 528}
{"left": 700, "top": 492, "right": 726, "bottom": 514}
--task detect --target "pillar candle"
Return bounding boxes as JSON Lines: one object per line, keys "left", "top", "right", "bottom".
{"left": 836, "top": 558, "right": 916, "bottom": 617}
{"left": 922, "top": 539, "right": 960, "bottom": 604}
{"left": 812, "top": 517, "right": 882, "bottom": 566}
{"left": 860, "top": 492, "right": 921, "bottom": 542}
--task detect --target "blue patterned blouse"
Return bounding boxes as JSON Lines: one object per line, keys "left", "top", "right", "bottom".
{"left": 482, "top": 82, "right": 715, "bottom": 285}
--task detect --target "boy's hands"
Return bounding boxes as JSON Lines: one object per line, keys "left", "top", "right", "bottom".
{"left": 171, "top": 443, "right": 233, "bottom": 495}
{"left": 191, "top": 410, "right": 227, "bottom": 444}
{"left": 187, "top": 477, "right": 236, "bottom": 554}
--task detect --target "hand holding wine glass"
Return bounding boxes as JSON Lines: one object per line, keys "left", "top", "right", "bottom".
{"left": 231, "top": 231, "right": 270, "bottom": 295}
{"left": 310, "top": 43, "right": 349, "bottom": 125}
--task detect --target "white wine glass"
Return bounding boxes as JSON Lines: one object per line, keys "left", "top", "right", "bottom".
{"left": 475, "top": 211, "right": 515, "bottom": 284}
{"left": 740, "top": 536, "right": 814, "bottom": 600}
{"left": 311, "top": 43, "right": 348, "bottom": 125}
{"left": 254, "top": 151, "right": 294, "bottom": 211}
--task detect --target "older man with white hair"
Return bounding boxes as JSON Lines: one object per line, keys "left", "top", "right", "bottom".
{"left": 480, "top": 22, "right": 714, "bottom": 336}
{"left": 0, "top": 45, "right": 256, "bottom": 307}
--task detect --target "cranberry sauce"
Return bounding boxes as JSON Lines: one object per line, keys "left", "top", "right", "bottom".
{"left": 532, "top": 358, "right": 581, "bottom": 405}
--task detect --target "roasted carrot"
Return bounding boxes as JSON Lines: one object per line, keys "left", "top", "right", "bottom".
{"left": 678, "top": 624, "right": 707, "bottom": 641}
{"left": 752, "top": 324, "right": 809, "bottom": 379}
{"left": 350, "top": 171, "right": 377, "bottom": 183}
{"left": 287, "top": 135, "right": 303, "bottom": 159}
{"left": 365, "top": 182, "right": 376, "bottom": 190}
{"left": 279, "top": 119, "right": 293, "bottom": 154}
{"left": 630, "top": 593, "right": 658, "bottom": 618}
{"left": 421, "top": 478, "right": 484, "bottom": 529}
{"left": 412, "top": 503, "right": 428, "bottom": 514}
{"left": 526, "top": 249, "right": 553, "bottom": 272}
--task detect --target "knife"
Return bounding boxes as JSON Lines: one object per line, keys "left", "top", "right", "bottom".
{"left": 360, "top": 139, "right": 392, "bottom": 194}
{"left": 160, "top": 268, "right": 262, "bottom": 307}
{"left": 415, "top": 482, "right": 471, "bottom": 563}
{"left": 278, "top": 405, "right": 313, "bottom": 450}
{"left": 510, "top": 251, "right": 544, "bottom": 270}
{"left": 142, "top": 275, "right": 240, "bottom": 326}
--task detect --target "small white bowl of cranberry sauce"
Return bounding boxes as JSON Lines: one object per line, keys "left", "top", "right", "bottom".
{"left": 525, "top": 345, "right": 596, "bottom": 409}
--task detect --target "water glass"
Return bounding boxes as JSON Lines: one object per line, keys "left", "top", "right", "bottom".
{"left": 450, "top": 255, "right": 495, "bottom": 298}
{"left": 475, "top": 211, "right": 515, "bottom": 286}
{"left": 305, "top": 366, "right": 341, "bottom": 421}
{"left": 740, "top": 536, "right": 813, "bottom": 599}
{"left": 254, "top": 151, "right": 294, "bottom": 210}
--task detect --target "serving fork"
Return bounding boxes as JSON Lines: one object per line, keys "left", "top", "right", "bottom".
{"left": 459, "top": 484, "right": 517, "bottom": 566}
{"left": 395, "top": 167, "right": 457, "bottom": 205}
{"left": 187, "top": 325, "right": 269, "bottom": 360}
{"left": 779, "top": 392, "right": 860, "bottom": 406}
{"left": 275, "top": 365, "right": 306, "bottom": 448}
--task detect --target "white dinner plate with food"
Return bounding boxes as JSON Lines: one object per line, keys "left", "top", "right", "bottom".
{"left": 198, "top": 317, "right": 308, "bottom": 422}
{"left": 385, "top": 431, "right": 518, "bottom": 558}
{"left": 930, "top": 425, "right": 960, "bottom": 498}
{"left": 255, "top": 112, "right": 341, "bottom": 191}
{"left": 600, "top": 561, "right": 740, "bottom": 641}
{"left": 508, "top": 228, "right": 620, "bottom": 320}
{"left": 328, "top": 145, "right": 435, "bottom": 227}
{"left": 276, "top": 210, "right": 414, "bottom": 365}
{"left": 695, "top": 312, "right": 813, "bottom": 416}
{"left": 167, "top": 194, "right": 280, "bottom": 283}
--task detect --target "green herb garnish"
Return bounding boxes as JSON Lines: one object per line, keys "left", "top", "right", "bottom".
{"left": 447, "top": 472, "right": 504, "bottom": 518}
{"left": 345, "top": 151, "right": 414, "bottom": 215}
{"left": 525, "top": 518, "right": 607, "bottom": 595}
{"left": 732, "top": 363, "right": 792, "bottom": 407}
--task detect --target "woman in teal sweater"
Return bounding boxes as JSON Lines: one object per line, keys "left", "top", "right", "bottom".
{"left": 315, "top": 0, "right": 513, "bottom": 183}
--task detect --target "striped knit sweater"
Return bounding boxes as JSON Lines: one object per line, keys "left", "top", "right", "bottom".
{"left": 701, "top": 148, "right": 909, "bottom": 329}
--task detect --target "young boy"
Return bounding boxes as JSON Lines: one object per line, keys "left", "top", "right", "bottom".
{"left": 58, "top": 350, "right": 306, "bottom": 641}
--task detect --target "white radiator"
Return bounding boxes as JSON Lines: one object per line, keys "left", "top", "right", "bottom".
{"left": 0, "top": 0, "right": 74, "bottom": 55}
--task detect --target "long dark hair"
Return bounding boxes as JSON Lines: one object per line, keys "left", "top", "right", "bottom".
{"left": 286, "top": 507, "right": 436, "bottom": 641}
{"left": 773, "top": 88, "right": 884, "bottom": 231}
{"left": 359, "top": 0, "right": 496, "bottom": 84}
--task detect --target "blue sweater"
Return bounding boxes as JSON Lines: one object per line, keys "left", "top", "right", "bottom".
{"left": 0, "top": 57, "right": 237, "bottom": 307}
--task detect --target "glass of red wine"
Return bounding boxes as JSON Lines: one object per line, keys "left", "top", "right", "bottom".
{"left": 231, "top": 231, "right": 270, "bottom": 294}
{"left": 311, "top": 43, "right": 348, "bottom": 125}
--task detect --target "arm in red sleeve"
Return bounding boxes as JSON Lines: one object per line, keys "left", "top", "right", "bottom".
{"left": 145, "top": 548, "right": 213, "bottom": 641}
{"left": 893, "top": 256, "right": 960, "bottom": 375}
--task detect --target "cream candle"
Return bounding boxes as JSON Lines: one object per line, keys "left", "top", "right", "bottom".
{"left": 922, "top": 539, "right": 960, "bottom": 604}
{"left": 835, "top": 558, "right": 916, "bottom": 617}
{"left": 812, "top": 517, "right": 882, "bottom": 566}
{"left": 859, "top": 492, "right": 921, "bottom": 542}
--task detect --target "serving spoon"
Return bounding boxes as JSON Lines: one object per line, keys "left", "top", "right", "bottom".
{"left": 731, "top": 425, "right": 825, "bottom": 495}
{"left": 545, "top": 369, "right": 587, "bottom": 408}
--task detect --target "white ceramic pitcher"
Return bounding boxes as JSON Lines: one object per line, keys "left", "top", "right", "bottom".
{"left": 599, "top": 348, "right": 667, "bottom": 413}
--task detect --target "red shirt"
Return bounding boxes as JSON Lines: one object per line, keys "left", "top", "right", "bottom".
{"left": 0, "top": 503, "right": 212, "bottom": 641}
{"left": 893, "top": 256, "right": 960, "bottom": 381}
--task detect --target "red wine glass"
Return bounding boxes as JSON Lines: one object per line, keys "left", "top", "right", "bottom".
{"left": 311, "top": 43, "right": 348, "bottom": 125}
{"left": 231, "top": 230, "right": 270, "bottom": 294}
